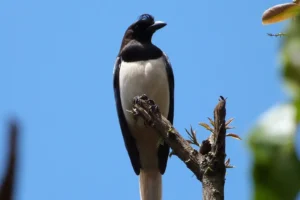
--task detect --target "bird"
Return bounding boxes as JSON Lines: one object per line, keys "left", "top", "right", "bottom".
{"left": 113, "top": 14, "right": 175, "bottom": 200}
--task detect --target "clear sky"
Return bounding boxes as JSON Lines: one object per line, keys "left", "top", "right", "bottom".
{"left": 0, "top": 0, "right": 289, "bottom": 199}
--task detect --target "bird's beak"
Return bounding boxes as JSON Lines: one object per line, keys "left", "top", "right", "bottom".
{"left": 147, "top": 21, "right": 167, "bottom": 32}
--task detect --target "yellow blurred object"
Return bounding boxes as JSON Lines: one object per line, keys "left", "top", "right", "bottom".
{"left": 262, "top": 3, "right": 300, "bottom": 25}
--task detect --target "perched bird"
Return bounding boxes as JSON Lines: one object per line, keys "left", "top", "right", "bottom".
{"left": 113, "top": 14, "right": 175, "bottom": 200}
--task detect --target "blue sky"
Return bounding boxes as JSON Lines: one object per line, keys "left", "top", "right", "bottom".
{"left": 0, "top": 0, "right": 289, "bottom": 199}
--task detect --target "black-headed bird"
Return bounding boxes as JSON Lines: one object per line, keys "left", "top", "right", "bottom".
{"left": 113, "top": 14, "right": 174, "bottom": 200}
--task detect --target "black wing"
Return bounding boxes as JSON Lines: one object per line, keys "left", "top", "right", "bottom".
{"left": 157, "top": 53, "right": 174, "bottom": 174}
{"left": 113, "top": 57, "right": 141, "bottom": 175}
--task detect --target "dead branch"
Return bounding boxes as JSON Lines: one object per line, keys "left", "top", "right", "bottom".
{"left": 131, "top": 95, "right": 227, "bottom": 200}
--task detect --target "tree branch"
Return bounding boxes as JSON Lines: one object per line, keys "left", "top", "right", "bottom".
{"left": 202, "top": 97, "right": 226, "bottom": 200}
{"left": 131, "top": 95, "right": 227, "bottom": 200}
{"left": 0, "top": 121, "right": 19, "bottom": 200}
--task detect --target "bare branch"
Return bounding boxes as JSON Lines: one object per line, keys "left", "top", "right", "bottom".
{"left": 267, "top": 33, "right": 287, "bottom": 37}
{"left": 202, "top": 96, "right": 227, "bottom": 200}
{"left": 131, "top": 95, "right": 203, "bottom": 180}
{"left": 131, "top": 95, "right": 228, "bottom": 200}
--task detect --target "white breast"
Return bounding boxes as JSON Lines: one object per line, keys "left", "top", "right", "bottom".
{"left": 118, "top": 57, "right": 171, "bottom": 169}
{"left": 119, "top": 57, "right": 170, "bottom": 127}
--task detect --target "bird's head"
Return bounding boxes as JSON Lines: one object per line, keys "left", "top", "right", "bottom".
{"left": 121, "top": 14, "right": 166, "bottom": 48}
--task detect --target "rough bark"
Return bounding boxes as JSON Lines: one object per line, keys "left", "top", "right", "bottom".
{"left": 132, "top": 95, "right": 227, "bottom": 200}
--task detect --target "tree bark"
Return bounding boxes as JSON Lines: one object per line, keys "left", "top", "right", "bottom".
{"left": 132, "top": 95, "right": 227, "bottom": 200}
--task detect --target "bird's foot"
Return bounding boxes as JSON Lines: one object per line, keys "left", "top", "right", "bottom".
{"left": 140, "top": 94, "right": 148, "bottom": 100}
{"left": 147, "top": 99, "right": 160, "bottom": 115}
{"left": 133, "top": 94, "right": 149, "bottom": 105}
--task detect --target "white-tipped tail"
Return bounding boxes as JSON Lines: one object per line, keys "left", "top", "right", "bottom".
{"left": 139, "top": 169, "right": 162, "bottom": 200}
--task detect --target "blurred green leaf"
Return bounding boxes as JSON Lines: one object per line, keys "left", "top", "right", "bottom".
{"left": 282, "top": 14, "right": 300, "bottom": 123}
{"left": 249, "top": 104, "right": 300, "bottom": 200}
{"left": 294, "top": 98, "right": 300, "bottom": 122}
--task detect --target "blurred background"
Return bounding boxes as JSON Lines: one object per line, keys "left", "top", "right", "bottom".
{"left": 0, "top": 0, "right": 296, "bottom": 199}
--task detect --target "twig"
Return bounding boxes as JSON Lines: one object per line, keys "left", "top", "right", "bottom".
{"left": 267, "top": 33, "right": 287, "bottom": 37}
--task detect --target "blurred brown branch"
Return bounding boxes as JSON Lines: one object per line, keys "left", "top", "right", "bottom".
{"left": 0, "top": 121, "right": 19, "bottom": 200}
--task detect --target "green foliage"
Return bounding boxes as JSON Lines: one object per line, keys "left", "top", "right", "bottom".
{"left": 249, "top": 14, "right": 300, "bottom": 200}
{"left": 282, "top": 15, "right": 300, "bottom": 102}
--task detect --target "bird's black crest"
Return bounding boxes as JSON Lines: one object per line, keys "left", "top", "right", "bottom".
{"left": 138, "top": 14, "right": 154, "bottom": 23}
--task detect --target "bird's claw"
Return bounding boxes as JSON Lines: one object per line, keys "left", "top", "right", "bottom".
{"left": 133, "top": 94, "right": 149, "bottom": 105}
{"left": 133, "top": 96, "right": 140, "bottom": 105}
{"left": 140, "top": 94, "right": 148, "bottom": 100}
{"left": 147, "top": 99, "right": 155, "bottom": 105}
{"left": 149, "top": 104, "right": 160, "bottom": 114}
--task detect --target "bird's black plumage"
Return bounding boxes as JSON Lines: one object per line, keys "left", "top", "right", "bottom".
{"left": 113, "top": 56, "right": 141, "bottom": 174}
{"left": 113, "top": 14, "right": 174, "bottom": 175}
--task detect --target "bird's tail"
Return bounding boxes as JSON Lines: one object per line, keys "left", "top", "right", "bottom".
{"left": 139, "top": 169, "right": 162, "bottom": 200}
